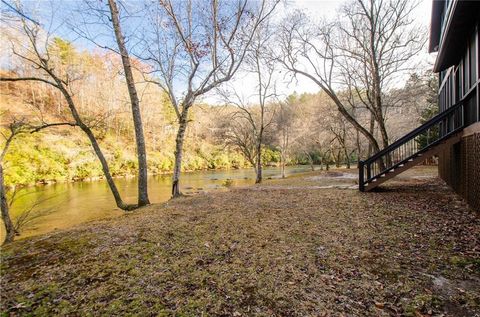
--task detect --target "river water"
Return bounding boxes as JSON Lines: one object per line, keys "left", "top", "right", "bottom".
{"left": 1, "top": 165, "right": 314, "bottom": 241}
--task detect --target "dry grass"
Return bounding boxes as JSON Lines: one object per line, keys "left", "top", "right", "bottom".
{"left": 1, "top": 167, "right": 479, "bottom": 316}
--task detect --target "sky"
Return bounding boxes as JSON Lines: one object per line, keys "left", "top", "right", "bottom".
{"left": 293, "top": 0, "right": 432, "bottom": 21}
{"left": 214, "top": 0, "right": 435, "bottom": 104}
{"left": 0, "top": 0, "right": 436, "bottom": 104}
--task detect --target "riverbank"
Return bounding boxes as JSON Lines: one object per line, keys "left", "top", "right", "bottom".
{"left": 1, "top": 165, "right": 316, "bottom": 241}
{"left": 1, "top": 127, "right": 259, "bottom": 187}
{"left": 1, "top": 167, "right": 479, "bottom": 316}
{"left": 5, "top": 162, "right": 287, "bottom": 189}
{"left": 2, "top": 125, "right": 292, "bottom": 188}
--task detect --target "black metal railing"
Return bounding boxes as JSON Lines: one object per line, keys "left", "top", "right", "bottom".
{"left": 359, "top": 100, "right": 465, "bottom": 191}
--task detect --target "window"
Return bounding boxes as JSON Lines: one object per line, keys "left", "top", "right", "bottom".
{"left": 455, "top": 67, "right": 461, "bottom": 102}
{"left": 463, "top": 50, "right": 469, "bottom": 93}
{"left": 465, "top": 90, "right": 477, "bottom": 125}
{"left": 469, "top": 31, "right": 477, "bottom": 88}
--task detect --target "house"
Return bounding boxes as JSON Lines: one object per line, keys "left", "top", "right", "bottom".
{"left": 358, "top": 0, "right": 479, "bottom": 211}
{"left": 430, "top": 0, "right": 480, "bottom": 211}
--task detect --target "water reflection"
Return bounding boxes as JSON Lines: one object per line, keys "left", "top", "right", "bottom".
{"left": 1, "top": 165, "right": 314, "bottom": 240}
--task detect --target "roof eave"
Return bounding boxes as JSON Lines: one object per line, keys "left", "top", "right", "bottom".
{"left": 429, "top": 0, "right": 445, "bottom": 53}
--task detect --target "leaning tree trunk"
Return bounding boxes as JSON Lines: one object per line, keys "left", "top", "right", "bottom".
{"left": 327, "top": 91, "right": 381, "bottom": 156}
{"left": 108, "top": 0, "right": 150, "bottom": 207}
{"left": 172, "top": 110, "right": 189, "bottom": 198}
{"left": 82, "top": 126, "right": 135, "bottom": 210}
{"left": 56, "top": 84, "right": 134, "bottom": 211}
{"left": 0, "top": 164, "right": 15, "bottom": 244}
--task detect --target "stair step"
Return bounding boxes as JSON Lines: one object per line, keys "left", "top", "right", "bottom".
{"left": 361, "top": 126, "right": 464, "bottom": 192}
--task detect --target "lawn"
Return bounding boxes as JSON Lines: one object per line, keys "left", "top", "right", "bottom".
{"left": 1, "top": 166, "right": 479, "bottom": 316}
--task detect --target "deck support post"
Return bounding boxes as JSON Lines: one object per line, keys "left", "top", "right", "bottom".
{"left": 358, "top": 160, "right": 365, "bottom": 192}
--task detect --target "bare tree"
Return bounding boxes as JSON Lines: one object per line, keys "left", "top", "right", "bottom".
{"left": 217, "top": 107, "right": 259, "bottom": 172}
{"left": 246, "top": 21, "right": 278, "bottom": 183}
{"left": 0, "top": 118, "right": 28, "bottom": 244}
{"left": 70, "top": 0, "right": 151, "bottom": 206}
{"left": 142, "top": 0, "right": 279, "bottom": 196}
{"left": 107, "top": 0, "right": 150, "bottom": 206}
{"left": 0, "top": 6, "right": 137, "bottom": 211}
{"left": 0, "top": 163, "right": 14, "bottom": 244}
{"left": 0, "top": 112, "right": 72, "bottom": 244}
{"left": 275, "top": 101, "right": 295, "bottom": 178}
{"left": 218, "top": 19, "right": 278, "bottom": 183}
{"left": 277, "top": 0, "right": 425, "bottom": 158}
{"left": 337, "top": 0, "right": 425, "bottom": 149}
{"left": 327, "top": 112, "right": 356, "bottom": 168}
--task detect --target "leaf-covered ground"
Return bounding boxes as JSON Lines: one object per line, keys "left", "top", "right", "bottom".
{"left": 1, "top": 166, "right": 479, "bottom": 316}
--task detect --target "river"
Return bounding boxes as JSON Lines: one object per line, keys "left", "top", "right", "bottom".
{"left": 1, "top": 165, "right": 315, "bottom": 241}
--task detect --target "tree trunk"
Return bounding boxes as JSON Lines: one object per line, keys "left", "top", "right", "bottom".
{"left": 255, "top": 143, "right": 262, "bottom": 184}
{"left": 281, "top": 131, "right": 289, "bottom": 178}
{"left": 255, "top": 124, "right": 264, "bottom": 183}
{"left": 356, "top": 129, "right": 361, "bottom": 162}
{"left": 368, "top": 113, "right": 375, "bottom": 157}
{"left": 55, "top": 84, "right": 134, "bottom": 211}
{"left": 0, "top": 164, "right": 15, "bottom": 244}
{"left": 345, "top": 148, "right": 351, "bottom": 169}
{"left": 377, "top": 113, "right": 391, "bottom": 167}
{"left": 172, "top": 110, "right": 189, "bottom": 197}
{"left": 108, "top": 0, "right": 150, "bottom": 207}
{"left": 322, "top": 89, "right": 381, "bottom": 155}
{"left": 307, "top": 153, "right": 315, "bottom": 171}
{"left": 280, "top": 153, "right": 286, "bottom": 178}
{"left": 83, "top": 126, "right": 134, "bottom": 210}
{"left": 378, "top": 120, "right": 389, "bottom": 149}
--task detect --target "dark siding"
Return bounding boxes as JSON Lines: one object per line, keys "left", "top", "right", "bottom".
{"left": 437, "top": 23, "right": 479, "bottom": 211}
{"left": 438, "top": 24, "right": 479, "bottom": 127}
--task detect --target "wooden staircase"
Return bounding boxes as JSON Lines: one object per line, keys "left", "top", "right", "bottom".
{"left": 359, "top": 101, "right": 465, "bottom": 191}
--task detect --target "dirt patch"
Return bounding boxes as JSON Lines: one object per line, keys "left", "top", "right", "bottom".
{"left": 306, "top": 173, "right": 357, "bottom": 181}
{"left": 1, "top": 167, "right": 479, "bottom": 316}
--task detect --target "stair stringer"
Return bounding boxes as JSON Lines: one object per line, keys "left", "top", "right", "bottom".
{"left": 364, "top": 132, "right": 462, "bottom": 191}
